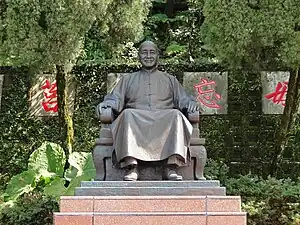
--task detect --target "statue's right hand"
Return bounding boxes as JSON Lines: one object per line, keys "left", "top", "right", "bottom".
{"left": 96, "top": 102, "right": 111, "bottom": 118}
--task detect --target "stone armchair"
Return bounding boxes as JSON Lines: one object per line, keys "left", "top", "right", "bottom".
{"left": 93, "top": 108, "right": 207, "bottom": 181}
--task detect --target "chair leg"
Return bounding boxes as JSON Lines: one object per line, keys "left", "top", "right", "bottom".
{"left": 93, "top": 145, "right": 113, "bottom": 181}
{"left": 189, "top": 145, "right": 207, "bottom": 180}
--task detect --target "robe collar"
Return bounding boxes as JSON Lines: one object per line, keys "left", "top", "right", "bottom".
{"left": 141, "top": 65, "right": 158, "bottom": 74}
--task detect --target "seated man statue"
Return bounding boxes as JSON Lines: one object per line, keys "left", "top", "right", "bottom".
{"left": 96, "top": 41, "right": 200, "bottom": 181}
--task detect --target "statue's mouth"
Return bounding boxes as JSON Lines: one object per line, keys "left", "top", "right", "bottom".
{"left": 144, "top": 59, "right": 154, "bottom": 63}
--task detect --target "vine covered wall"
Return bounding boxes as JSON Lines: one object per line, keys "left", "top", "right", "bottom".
{"left": 1, "top": 64, "right": 300, "bottom": 186}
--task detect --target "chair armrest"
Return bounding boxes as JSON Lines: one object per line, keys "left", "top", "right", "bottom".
{"left": 188, "top": 111, "right": 200, "bottom": 123}
{"left": 100, "top": 107, "right": 114, "bottom": 123}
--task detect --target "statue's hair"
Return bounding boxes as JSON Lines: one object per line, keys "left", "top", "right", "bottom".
{"left": 138, "top": 41, "right": 159, "bottom": 53}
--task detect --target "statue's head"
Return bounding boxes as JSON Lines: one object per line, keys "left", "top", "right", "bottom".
{"left": 138, "top": 41, "right": 159, "bottom": 70}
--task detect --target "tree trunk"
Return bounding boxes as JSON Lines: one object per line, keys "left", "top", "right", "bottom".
{"left": 287, "top": 68, "right": 300, "bottom": 131}
{"left": 270, "top": 68, "right": 300, "bottom": 175}
{"left": 55, "top": 65, "right": 74, "bottom": 168}
{"left": 165, "top": 0, "right": 175, "bottom": 17}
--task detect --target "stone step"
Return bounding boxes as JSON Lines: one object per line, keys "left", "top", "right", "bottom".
{"left": 54, "top": 212, "right": 247, "bottom": 225}
{"left": 75, "top": 186, "right": 226, "bottom": 196}
{"left": 60, "top": 196, "right": 241, "bottom": 213}
{"left": 80, "top": 180, "right": 220, "bottom": 188}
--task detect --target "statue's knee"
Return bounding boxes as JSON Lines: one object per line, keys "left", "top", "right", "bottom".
{"left": 122, "top": 108, "right": 134, "bottom": 114}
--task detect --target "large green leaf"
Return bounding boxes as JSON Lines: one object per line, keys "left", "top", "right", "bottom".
{"left": 45, "top": 152, "right": 96, "bottom": 197}
{"left": 44, "top": 177, "right": 67, "bottom": 198}
{"left": 4, "top": 170, "right": 36, "bottom": 201}
{"left": 28, "top": 142, "right": 66, "bottom": 178}
{"left": 64, "top": 152, "right": 96, "bottom": 181}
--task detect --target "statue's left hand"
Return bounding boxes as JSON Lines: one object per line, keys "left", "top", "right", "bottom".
{"left": 187, "top": 101, "right": 201, "bottom": 113}
{"left": 96, "top": 102, "right": 111, "bottom": 118}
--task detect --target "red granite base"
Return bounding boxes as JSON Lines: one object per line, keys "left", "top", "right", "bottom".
{"left": 54, "top": 213, "right": 93, "bottom": 225}
{"left": 54, "top": 196, "right": 247, "bottom": 225}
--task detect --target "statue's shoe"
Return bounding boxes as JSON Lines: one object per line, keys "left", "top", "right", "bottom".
{"left": 165, "top": 168, "right": 183, "bottom": 181}
{"left": 123, "top": 167, "right": 138, "bottom": 181}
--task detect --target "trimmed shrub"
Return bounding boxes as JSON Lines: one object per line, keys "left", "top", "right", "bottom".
{"left": 0, "top": 192, "right": 58, "bottom": 225}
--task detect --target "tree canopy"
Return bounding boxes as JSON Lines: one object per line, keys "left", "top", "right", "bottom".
{"left": 200, "top": 0, "right": 300, "bottom": 70}
{"left": 0, "top": 0, "right": 151, "bottom": 69}
{"left": 82, "top": 0, "right": 151, "bottom": 63}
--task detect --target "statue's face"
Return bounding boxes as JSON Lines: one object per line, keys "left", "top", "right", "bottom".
{"left": 138, "top": 43, "right": 159, "bottom": 69}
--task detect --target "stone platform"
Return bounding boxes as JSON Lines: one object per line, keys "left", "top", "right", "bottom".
{"left": 54, "top": 181, "right": 247, "bottom": 225}
{"left": 75, "top": 181, "right": 226, "bottom": 196}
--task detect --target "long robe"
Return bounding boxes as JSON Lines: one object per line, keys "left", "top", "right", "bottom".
{"left": 102, "top": 68, "right": 195, "bottom": 167}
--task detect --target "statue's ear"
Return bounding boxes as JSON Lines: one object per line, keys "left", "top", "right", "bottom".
{"left": 157, "top": 53, "right": 161, "bottom": 65}
{"left": 156, "top": 48, "right": 160, "bottom": 60}
{"left": 137, "top": 52, "right": 141, "bottom": 62}
{"left": 157, "top": 48, "right": 161, "bottom": 62}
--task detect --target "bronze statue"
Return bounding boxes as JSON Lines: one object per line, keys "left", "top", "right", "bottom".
{"left": 96, "top": 41, "right": 200, "bottom": 181}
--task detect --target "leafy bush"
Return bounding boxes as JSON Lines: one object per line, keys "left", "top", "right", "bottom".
{"left": 0, "top": 192, "right": 58, "bottom": 225}
{"left": 204, "top": 159, "right": 229, "bottom": 184}
{"left": 0, "top": 141, "right": 96, "bottom": 225}
{"left": 205, "top": 160, "right": 300, "bottom": 225}
{"left": 225, "top": 175, "right": 300, "bottom": 225}
{"left": 1, "top": 141, "right": 96, "bottom": 203}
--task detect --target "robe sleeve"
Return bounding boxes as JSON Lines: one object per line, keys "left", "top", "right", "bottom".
{"left": 102, "top": 76, "right": 127, "bottom": 113}
{"left": 171, "top": 76, "right": 197, "bottom": 111}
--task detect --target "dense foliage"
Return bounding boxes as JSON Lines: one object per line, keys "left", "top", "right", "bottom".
{"left": 1, "top": 64, "right": 300, "bottom": 185}
{"left": 227, "top": 176, "right": 300, "bottom": 225}
{"left": 0, "top": 192, "right": 58, "bottom": 225}
{"left": 200, "top": 0, "right": 300, "bottom": 69}
{"left": 0, "top": 71, "right": 61, "bottom": 187}
{"left": 1, "top": 141, "right": 95, "bottom": 203}
{"left": 197, "top": 160, "right": 300, "bottom": 225}
{"left": 199, "top": 0, "right": 300, "bottom": 174}
{"left": 0, "top": 0, "right": 151, "bottom": 67}
{"left": 0, "top": 141, "right": 95, "bottom": 225}
{"left": 1, "top": 0, "right": 104, "bottom": 68}
{"left": 80, "top": 0, "right": 152, "bottom": 63}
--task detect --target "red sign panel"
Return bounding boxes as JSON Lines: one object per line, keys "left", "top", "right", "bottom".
{"left": 41, "top": 79, "right": 58, "bottom": 113}
{"left": 265, "top": 81, "right": 288, "bottom": 106}
{"left": 194, "top": 78, "right": 222, "bottom": 109}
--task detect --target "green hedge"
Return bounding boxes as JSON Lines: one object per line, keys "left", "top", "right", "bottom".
{"left": 0, "top": 70, "right": 61, "bottom": 187}
{"left": 0, "top": 192, "right": 58, "bottom": 225}
{"left": 227, "top": 176, "right": 300, "bottom": 225}
{"left": 198, "top": 160, "right": 300, "bottom": 225}
{"left": 0, "top": 64, "right": 300, "bottom": 188}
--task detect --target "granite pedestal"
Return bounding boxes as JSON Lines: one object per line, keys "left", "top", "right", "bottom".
{"left": 54, "top": 181, "right": 247, "bottom": 225}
